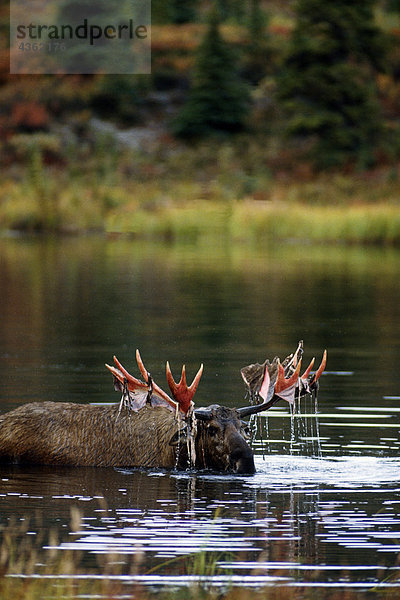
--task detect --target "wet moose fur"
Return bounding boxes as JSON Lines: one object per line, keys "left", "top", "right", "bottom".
{"left": 0, "top": 402, "right": 255, "bottom": 473}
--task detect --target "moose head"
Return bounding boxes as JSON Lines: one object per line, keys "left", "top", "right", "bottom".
{"left": 106, "top": 341, "right": 327, "bottom": 474}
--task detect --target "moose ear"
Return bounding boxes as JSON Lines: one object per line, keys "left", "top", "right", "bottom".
{"left": 169, "top": 426, "right": 188, "bottom": 447}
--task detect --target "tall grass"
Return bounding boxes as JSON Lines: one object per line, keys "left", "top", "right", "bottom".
{"left": 229, "top": 201, "right": 400, "bottom": 245}
{"left": 2, "top": 133, "right": 400, "bottom": 244}
{"left": 106, "top": 199, "right": 400, "bottom": 245}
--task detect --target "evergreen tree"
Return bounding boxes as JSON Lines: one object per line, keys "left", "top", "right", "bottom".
{"left": 277, "top": 0, "right": 387, "bottom": 168}
{"left": 152, "top": 0, "right": 197, "bottom": 25}
{"left": 243, "top": 0, "right": 273, "bottom": 85}
{"left": 151, "top": 0, "right": 170, "bottom": 24}
{"left": 216, "top": 0, "right": 245, "bottom": 22}
{"left": 172, "top": 12, "right": 250, "bottom": 138}
{"left": 168, "top": 0, "right": 197, "bottom": 24}
{"left": 386, "top": 0, "right": 400, "bottom": 13}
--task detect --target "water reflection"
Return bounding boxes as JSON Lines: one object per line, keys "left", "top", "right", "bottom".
{"left": 1, "top": 236, "right": 400, "bottom": 410}
{"left": 2, "top": 457, "right": 400, "bottom": 590}
{"left": 254, "top": 399, "right": 400, "bottom": 456}
{"left": 2, "top": 235, "right": 400, "bottom": 593}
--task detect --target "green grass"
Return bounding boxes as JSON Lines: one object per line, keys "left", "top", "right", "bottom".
{"left": 103, "top": 198, "right": 400, "bottom": 245}
{"left": 1, "top": 134, "right": 400, "bottom": 244}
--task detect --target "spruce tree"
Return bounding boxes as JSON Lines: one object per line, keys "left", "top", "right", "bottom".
{"left": 277, "top": 0, "right": 387, "bottom": 168}
{"left": 386, "top": 0, "right": 400, "bottom": 13}
{"left": 172, "top": 12, "right": 250, "bottom": 138}
{"left": 243, "top": 0, "right": 273, "bottom": 85}
{"left": 168, "top": 0, "right": 197, "bottom": 24}
{"left": 216, "top": 0, "right": 245, "bottom": 22}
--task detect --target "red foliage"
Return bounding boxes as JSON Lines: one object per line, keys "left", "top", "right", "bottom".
{"left": 11, "top": 101, "right": 49, "bottom": 131}
{"left": 269, "top": 24, "right": 291, "bottom": 38}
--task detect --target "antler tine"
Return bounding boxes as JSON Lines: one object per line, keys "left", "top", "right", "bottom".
{"left": 274, "top": 360, "right": 301, "bottom": 406}
{"left": 136, "top": 348, "right": 150, "bottom": 383}
{"left": 166, "top": 361, "right": 178, "bottom": 396}
{"left": 135, "top": 349, "right": 178, "bottom": 409}
{"left": 166, "top": 361, "right": 204, "bottom": 415}
{"left": 189, "top": 363, "right": 204, "bottom": 393}
{"left": 111, "top": 356, "right": 147, "bottom": 390}
{"left": 276, "top": 360, "right": 301, "bottom": 393}
{"left": 285, "top": 340, "right": 303, "bottom": 371}
{"left": 310, "top": 349, "right": 327, "bottom": 384}
{"left": 301, "top": 357, "right": 315, "bottom": 380}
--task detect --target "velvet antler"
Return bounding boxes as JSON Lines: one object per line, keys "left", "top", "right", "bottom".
{"left": 105, "top": 357, "right": 147, "bottom": 393}
{"left": 275, "top": 360, "right": 302, "bottom": 405}
{"left": 310, "top": 350, "right": 327, "bottom": 385}
{"left": 238, "top": 343, "right": 327, "bottom": 417}
{"left": 106, "top": 352, "right": 178, "bottom": 413}
{"left": 166, "top": 361, "right": 204, "bottom": 415}
{"left": 301, "top": 357, "right": 315, "bottom": 381}
{"left": 135, "top": 349, "right": 178, "bottom": 411}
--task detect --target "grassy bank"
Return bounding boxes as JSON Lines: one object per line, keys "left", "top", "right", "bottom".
{"left": 106, "top": 198, "right": 400, "bottom": 246}
{"left": 1, "top": 135, "right": 400, "bottom": 245}
{"left": 3, "top": 179, "right": 400, "bottom": 246}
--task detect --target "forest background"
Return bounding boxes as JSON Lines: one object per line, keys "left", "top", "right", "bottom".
{"left": 2, "top": 0, "right": 400, "bottom": 244}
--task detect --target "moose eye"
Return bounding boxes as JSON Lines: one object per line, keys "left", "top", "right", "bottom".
{"left": 241, "top": 425, "right": 251, "bottom": 439}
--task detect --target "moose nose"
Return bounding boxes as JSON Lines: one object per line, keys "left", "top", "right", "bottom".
{"left": 230, "top": 445, "right": 256, "bottom": 474}
{"left": 234, "top": 455, "right": 256, "bottom": 475}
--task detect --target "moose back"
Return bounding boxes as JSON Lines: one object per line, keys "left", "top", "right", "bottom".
{"left": 0, "top": 402, "right": 255, "bottom": 473}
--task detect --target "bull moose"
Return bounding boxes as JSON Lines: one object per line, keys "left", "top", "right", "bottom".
{"left": 0, "top": 342, "right": 326, "bottom": 474}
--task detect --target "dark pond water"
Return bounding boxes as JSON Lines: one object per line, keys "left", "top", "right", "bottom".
{"left": 1, "top": 234, "right": 400, "bottom": 594}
